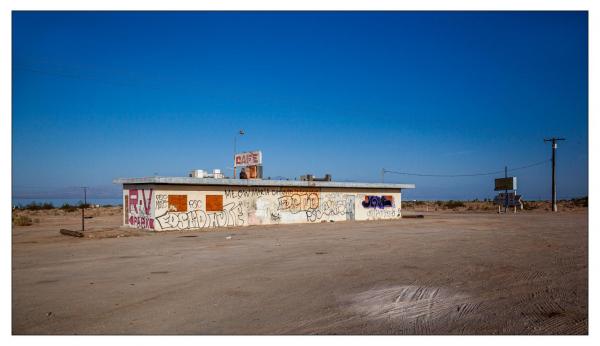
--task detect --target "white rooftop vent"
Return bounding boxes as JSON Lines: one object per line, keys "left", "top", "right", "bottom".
{"left": 190, "top": 169, "right": 207, "bottom": 178}
{"left": 212, "top": 169, "right": 224, "bottom": 179}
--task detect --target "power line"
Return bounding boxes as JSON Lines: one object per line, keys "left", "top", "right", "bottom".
{"left": 383, "top": 158, "right": 550, "bottom": 178}
{"left": 508, "top": 159, "right": 553, "bottom": 172}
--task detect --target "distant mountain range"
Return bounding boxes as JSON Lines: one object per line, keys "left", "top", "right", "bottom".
{"left": 12, "top": 184, "right": 121, "bottom": 199}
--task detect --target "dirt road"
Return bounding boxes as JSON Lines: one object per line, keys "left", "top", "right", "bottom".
{"left": 12, "top": 209, "right": 587, "bottom": 334}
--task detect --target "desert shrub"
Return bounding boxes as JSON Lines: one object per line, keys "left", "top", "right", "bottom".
{"left": 60, "top": 203, "right": 78, "bottom": 212}
{"left": 405, "top": 201, "right": 421, "bottom": 208}
{"left": 21, "top": 202, "right": 54, "bottom": 211}
{"left": 435, "top": 201, "right": 444, "bottom": 207}
{"left": 571, "top": 197, "right": 588, "bottom": 207}
{"left": 101, "top": 204, "right": 113, "bottom": 208}
{"left": 522, "top": 201, "right": 538, "bottom": 211}
{"left": 34, "top": 218, "right": 40, "bottom": 223}
{"left": 13, "top": 215, "right": 33, "bottom": 226}
{"left": 445, "top": 200, "right": 465, "bottom": 209}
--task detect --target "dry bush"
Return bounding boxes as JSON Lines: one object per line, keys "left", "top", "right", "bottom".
{"left": 571, "top": 197, "right": 588, "bottom": 207}
{"left": 19, "top": 202, "right": 54, "bottom": 211}
{"left": 444, "top": 200, "right": 465, "bottom": 209}
{"left": 60, "top": 203, "right": 79, "bottom": 212}
{"left": 13, "top": 215, "right": 33, "bottom": 226}
{"left": 522, "top": 201, "right": 538, "bottom": 210}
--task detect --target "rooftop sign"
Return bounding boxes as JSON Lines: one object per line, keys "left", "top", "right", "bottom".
{"left": 234, "top": 150, "right": 262, "bottom": 167}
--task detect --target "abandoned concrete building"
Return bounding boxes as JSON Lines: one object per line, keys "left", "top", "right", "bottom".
{"left": 113, "top": 177, "right": 415, "bottom": 231}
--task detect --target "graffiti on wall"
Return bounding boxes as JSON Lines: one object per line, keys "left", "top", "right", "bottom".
{"left": 277, "top": 188, "right": 320, "bottom": 214}
{"left": 128, "top": 189, "right": 153, "bottom": 214}
{"left": 126, "top": 186, "right": 399, "bottom": 231}
{"left": 127, "top": 189, "right": 154, "bottom": 229}
{"left": 305, "top": 194, "right": 350, "bottom": 222}
{"left": 156, "top": 202, "right": 244, "bottom": 230}
{"left": 367, "top": 209, "right": 398, "bottom": 218}
{"left": 224, "top": 187, "right": 277, "bottom": 199}
{"left": 129, "top": 215, "right": 155, "bottom": 229}
{"left": 278, "top": 193, "right": 320, "bottom": 214}
{"left": 155, "top": 195, "right": 168, "bottom": 209}
{"left": 188, "top": 199, "right": 203, "bottom": 210}
{"left": 362, "top": 195, "right": 394, "bottom": 209}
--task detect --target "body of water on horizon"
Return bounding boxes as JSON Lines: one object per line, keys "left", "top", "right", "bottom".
{"left": 12, "top": 197, "right": 123, "bottom": 207}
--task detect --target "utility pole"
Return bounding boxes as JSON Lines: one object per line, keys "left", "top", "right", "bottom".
{"left": 504, "top": 166, "right": 508, "bottom": 213}
{"left": 544, "top": 137, "right": 565, "bottom": 212}
{"left": 233, "top": 129, "right": 244, "bottom": 179}
{"left": 81, "top": 187, "right": 88, "bottom": 231}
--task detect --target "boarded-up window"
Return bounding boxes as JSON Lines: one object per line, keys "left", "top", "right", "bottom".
{"left": 206, "top": 195, "right": 223, "bottom": 212}
{"left": 168, "top": 195, "right": 187, "bottom": 212}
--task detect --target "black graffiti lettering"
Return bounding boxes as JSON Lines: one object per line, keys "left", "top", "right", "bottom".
{"left": 304, "top": 195, "right": 350, "bottom": 222}
{"left": 156, "top": 202, "right": 245, "bottom": 230}
{"left": 362, "top": 196, "right": 394, "bottom": 209}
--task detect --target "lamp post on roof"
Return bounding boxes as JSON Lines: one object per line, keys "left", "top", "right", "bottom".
{"left": 233, "top": 129, "right": 245, "bottom": 179}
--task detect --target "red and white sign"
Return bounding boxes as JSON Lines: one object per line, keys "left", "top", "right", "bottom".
{"left": 234, "top": 150, "right": 262, "bottom": 167}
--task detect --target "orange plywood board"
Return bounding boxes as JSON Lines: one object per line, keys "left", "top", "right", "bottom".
{"left": 206, "top": 195, "right": 223, "bottom": 212}
{"left": 168, "top": 195, "right": 187, "bottom": 212}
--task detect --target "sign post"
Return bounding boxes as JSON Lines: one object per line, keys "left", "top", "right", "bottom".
{"left": 494, "top": 175, "right": 519, "bottom": 214}
{"left": 504, "top": 166, "right": 507, "bottom": 213}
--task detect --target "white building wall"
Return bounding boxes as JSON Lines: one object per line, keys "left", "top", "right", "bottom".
{"left": 122, "top": 184, "right": 402, "bottom": 231}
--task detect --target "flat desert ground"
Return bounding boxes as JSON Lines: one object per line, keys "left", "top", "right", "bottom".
{"left": 12, "top": 207, "right": 587, "bottom": 334}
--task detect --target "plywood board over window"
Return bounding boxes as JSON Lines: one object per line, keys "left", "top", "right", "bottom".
{"left": 206, "top": 195, "right": 223, "bottom": 212}
{"left": 168, "top": 195, "right": 187, "bottom": 212}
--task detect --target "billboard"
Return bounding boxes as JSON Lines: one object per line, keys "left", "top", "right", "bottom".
{"left": 494, "top": 177, "right": 517, "bottom": 191}
{"left": 234, "top": 150, "right": 262, "bottom": 167}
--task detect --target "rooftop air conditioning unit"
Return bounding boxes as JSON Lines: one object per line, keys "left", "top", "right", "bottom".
{"left": 213, "top": 169, "right": 224, "bottom": 179}
{"left": 190, "top": 169, "right": 207, "bottom": 178}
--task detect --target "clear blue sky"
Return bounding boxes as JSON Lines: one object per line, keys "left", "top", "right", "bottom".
{"left": 12, "top": 11, "right": 588, "bottom": 200}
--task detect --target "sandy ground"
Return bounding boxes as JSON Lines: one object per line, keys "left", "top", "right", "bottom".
{"left": 12, "top": 207, "right": 587, "bottom": 335}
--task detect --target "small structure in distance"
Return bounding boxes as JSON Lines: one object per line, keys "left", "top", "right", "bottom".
{"left": 494, "top": 176, "right": 522, "bottom": 213}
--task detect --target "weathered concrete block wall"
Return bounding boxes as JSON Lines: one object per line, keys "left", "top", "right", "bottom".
{"left": 122, "top": 184, "right": 402, "bottom": 231}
